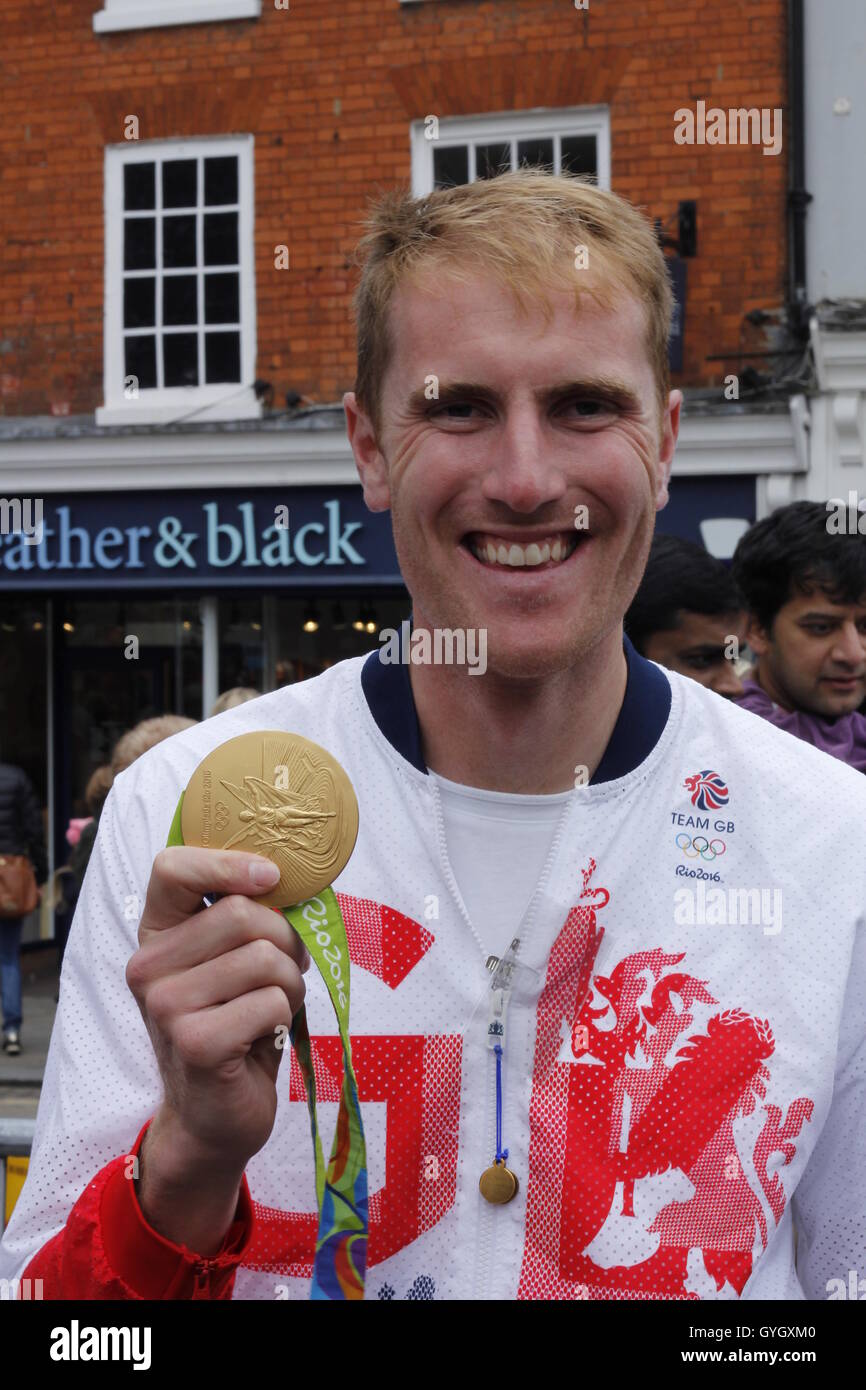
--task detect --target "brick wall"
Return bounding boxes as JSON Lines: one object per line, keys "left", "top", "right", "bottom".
{"left": 0, "top": 0, "right": 788, "bottom": 417}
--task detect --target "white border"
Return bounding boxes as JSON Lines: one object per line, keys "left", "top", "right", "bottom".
{"left": 97, "top": 134, "right": 260, "bottom": 426}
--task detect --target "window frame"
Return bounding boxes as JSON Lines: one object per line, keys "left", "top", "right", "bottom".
{"left": 410, "top": 106, "right": 611, "bottom": 197}
{"left": 93, "top": 0, "right": 261, "bottom": 34}
{"left": 98, "top": 134, "right": 259, "bottom": 426}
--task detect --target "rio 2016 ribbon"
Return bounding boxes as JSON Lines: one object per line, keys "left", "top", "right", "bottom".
{"left": 165, "top": 729, "right": 367, "bottom": 1301}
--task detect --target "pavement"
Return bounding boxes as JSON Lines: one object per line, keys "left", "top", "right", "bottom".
{"left": 0, "top": 947, "right": 59, "bottom": 1119}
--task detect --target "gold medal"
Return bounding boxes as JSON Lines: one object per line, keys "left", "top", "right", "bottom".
{"left": 479, "top": 1159, "right": 519, "bottom": 1205}
{"left": 181, "top": 729, "right": 359, "bottom": 907}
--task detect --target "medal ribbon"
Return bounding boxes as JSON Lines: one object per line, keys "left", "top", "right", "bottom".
{"left": 166, "top": 791, "right": 368, "bottom": 1300}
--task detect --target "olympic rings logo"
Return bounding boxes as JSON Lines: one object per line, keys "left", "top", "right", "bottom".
{"left": 676, "top": 833, "right": 726, "bottom": 860}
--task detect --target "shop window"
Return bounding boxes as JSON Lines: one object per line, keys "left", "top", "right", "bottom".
{"left": 410, "top": 108, "right": 610, "bottom": 195}
{"left": 97, "top": 138, "right": 259, "bottom": 425}
{"left": 94, "top": 1, "right": 261, "bottom": 34}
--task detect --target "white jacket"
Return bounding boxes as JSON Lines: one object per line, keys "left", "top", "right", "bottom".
{"left": 2, "top": 638, "right": 864, "bottom": 1300}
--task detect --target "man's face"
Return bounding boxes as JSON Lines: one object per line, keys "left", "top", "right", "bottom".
{"left": 344, "top": 263, "right": 680, "bottom": 679}
{"left": 643, "top": 610, "right": 748, "bottom": 697}
{"left": 748, "top": 589, "right": 866, "bottom": 717}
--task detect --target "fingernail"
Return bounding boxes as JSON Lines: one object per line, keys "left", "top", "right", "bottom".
{"left": 249, "top": 859, "right": 281, "bottom": 887}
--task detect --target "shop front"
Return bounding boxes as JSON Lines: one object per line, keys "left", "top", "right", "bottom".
{"left": 0, "top": 482, "right": 409, "bottom": 942}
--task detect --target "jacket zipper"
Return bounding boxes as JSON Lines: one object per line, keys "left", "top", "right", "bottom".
{"left": 190, "top": 1258, "right": 220, "bottom": 1299}
{"left": 474, "top": 947, "right": 518, "bottom": 1299}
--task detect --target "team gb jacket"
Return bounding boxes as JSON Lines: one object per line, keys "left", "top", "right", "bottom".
{"left": 1, "top": 636, "right": 864, "bottom": 1300}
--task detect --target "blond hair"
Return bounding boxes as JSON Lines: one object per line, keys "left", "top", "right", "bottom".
{"left": 351, "top": 169, "right": 673, "bottom": 441}
{"left": 209, "top": 687, "right": 261, "bottom": 717}
{"left": 84, "top": 764, "right": 114, "bottom": 816}
{"left": 111, "top": 715, "right": 197, "bottom": 776}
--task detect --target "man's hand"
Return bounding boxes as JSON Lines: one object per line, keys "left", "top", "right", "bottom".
{"left": 126, "top": 846, "right": 310, "bottom": 1253}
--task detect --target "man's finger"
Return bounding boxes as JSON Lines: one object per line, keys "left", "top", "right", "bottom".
{"left": 143, "top": 845, "right": 281, "bottom": 931}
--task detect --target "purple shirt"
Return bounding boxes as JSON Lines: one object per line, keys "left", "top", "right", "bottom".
{"left": 736, "top": 678, "right": 866, "bottom": 774}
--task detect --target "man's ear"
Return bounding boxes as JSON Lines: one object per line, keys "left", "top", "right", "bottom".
{"left": 745, "top": 612, "right": 771, "bottom": 656}
{"left": 343, "top": 392, "right": 391, "bottom": 512}
{"left": 654, "top": 388, "right": 682, "bottom": 512}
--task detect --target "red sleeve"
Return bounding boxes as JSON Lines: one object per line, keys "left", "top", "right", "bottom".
{"left": 19, "top": 1118, "right": 255, "bottom": 1300}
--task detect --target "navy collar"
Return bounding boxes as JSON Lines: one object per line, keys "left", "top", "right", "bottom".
{"left": 361, "top": 630, "right": 671, "bottom": 785}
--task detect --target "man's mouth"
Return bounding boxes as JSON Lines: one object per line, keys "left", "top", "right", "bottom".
{"left": 463, "top": 530, "right": 583, "bottom": 569}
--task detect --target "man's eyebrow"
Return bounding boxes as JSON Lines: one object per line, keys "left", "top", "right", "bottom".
{"left": 404, "top": 377, "right": 644, "bottom": 414}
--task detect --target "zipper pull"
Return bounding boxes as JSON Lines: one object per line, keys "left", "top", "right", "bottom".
{"left": 191, "top": 1258, "right": 217, "bottom": 1299}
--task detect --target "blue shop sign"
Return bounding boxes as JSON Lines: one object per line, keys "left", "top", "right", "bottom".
{"left": 0, "top": 487, "right": 401, "bottom": 590}
{"left": 0, "top": 473, "right": 756, "bottom": 591}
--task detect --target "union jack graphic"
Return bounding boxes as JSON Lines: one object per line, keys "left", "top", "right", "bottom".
{"left": 683, "top": 769, "right": 729, "bottom": 811}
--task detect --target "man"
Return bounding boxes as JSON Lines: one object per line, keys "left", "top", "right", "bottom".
{"left": 625, "top": 532, "right": 747, "bottom": 696}
{"left": 732, "top": 501, "right": 866, "bottom": 773}
{"left": 1, "top": 171, "right": 864, "bottom": 1301}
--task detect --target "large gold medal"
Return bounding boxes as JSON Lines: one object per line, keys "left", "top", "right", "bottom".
{"left": 181, "top": 729, "right": 359, "bottom": 907}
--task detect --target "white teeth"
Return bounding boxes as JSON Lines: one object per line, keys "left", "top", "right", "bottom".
{"left": 471, "top": 534, "right": 580, "bottom": 567}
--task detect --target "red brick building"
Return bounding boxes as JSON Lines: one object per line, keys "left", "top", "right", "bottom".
{"left": 2, "top": 0, "right": 791, "bottom": 417}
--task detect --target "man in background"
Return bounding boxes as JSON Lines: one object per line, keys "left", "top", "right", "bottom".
{"left": 625, "top": 532, "right": 747, "bottom": 697}
{"left": 731, "top": 500, "right": 866, "bottom": 773}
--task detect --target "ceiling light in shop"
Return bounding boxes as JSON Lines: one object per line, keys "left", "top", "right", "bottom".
{"left": 302, "top": 603, "right": 320, "bottom": 633}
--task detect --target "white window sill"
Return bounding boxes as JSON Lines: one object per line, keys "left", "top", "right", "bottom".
{"left": 96, "top": 389, "right": 263, "bottom": 427}
{"left": 94, "top": 1, "right": 261, "bottom": 34}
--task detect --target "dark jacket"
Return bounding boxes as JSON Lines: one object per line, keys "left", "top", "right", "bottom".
{"left": 0, "top": 762, "right": 48, "bottom": 883}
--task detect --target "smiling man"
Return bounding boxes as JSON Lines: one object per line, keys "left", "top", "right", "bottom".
{"left": 2, "top": 172, "right": 865, "bottom": 1304}
{"left": 732, "top": 501, "right": 866, "bottom": 772}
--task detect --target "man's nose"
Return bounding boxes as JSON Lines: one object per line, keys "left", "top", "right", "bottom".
{"left": 830, "top": 623, "right": 866, "bottom": 667}
{"left": 480, "top": 407, "right": 567, "bottom": 514}
{"left": 712, "top": 664, "right": 745, "bottom": 699}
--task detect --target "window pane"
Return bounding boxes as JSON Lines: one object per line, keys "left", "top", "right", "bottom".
{"left": 433, "top": 144, "right": 469, "bottom": 189}
{"left": 163, "top": 275, "right": 198, "bottom": 326}
{"left": 163, "top": 333, "right": 199, "bottom": 387}
{"left": 475, "top": 142, "right": 512, "bottom": 179}
{"left": 124, "top": 218, "right": 155, "bottom": 271}
{"left": 205, "top": 331, "right": 241, "bottom": 383}
{"left": 162, "top": 159, "right": 197, "bottom": 209}
{"left": 163, "top": 214, "right": 197, "bottom": 268}
{"left": 204, "top": 272, "right": 239, "bottom": 324}
{"left": 125, "top": 334, "right": 157, "bottom": 390}
{"left": 203, "top": 212, "right": 238, "bottom": 266}
{"left": 517, "top": 138, "right": 554, "bottom": 172}
{"left": 205, "top": 156, "right": 238, "bottom": 206}
{"left": 560, "top": 134, "right": 597, "bottom": 180}
{"left": 123, "top": 277, "right": 155, "bottom": 329}
{"left": 124, "top": 162, "right": 155, "bottom": 211}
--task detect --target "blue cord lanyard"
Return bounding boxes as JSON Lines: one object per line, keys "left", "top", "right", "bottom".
{"left": 486, "top": 939, "right": 519, "bottom": 1165}
{"left": 493, "top": 1042, "right": 508, "bottom": 1163}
